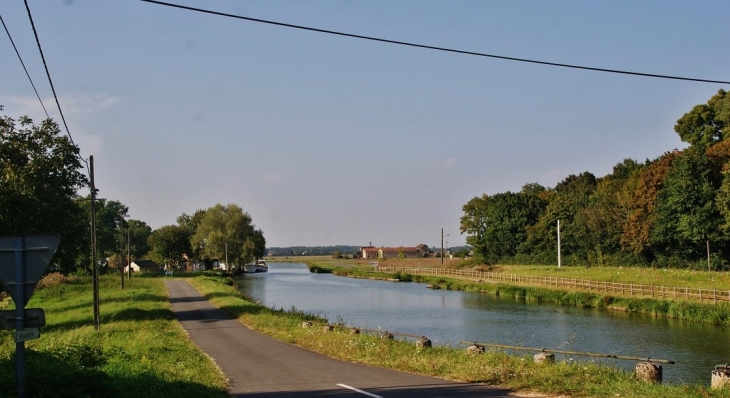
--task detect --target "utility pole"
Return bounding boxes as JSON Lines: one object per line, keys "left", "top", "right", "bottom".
{"left": 118, "top": 215, "right": 124, "bottom": 290}
{"left": 90, "top": 156, "right": 100, "bottom": 330}
{"left": 441, "top": 228, "right": 444, "bottom": 265}
{"left": 127, "top": 227, "right": 131, "bottom": 279}
{"left": 557, "top": 219, "right": 562, "bottom": 269}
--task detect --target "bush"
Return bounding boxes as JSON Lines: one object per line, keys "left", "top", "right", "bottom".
{"left": 36, "top": 272, "right": 67, "bottom": 290}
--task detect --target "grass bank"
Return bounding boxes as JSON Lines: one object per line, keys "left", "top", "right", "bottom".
{"left": 191, "top": 274, "right": 720, "bottom": 398}
{"left": 0, "top": 273, "right": 228, "bottom": 398}
{"left": 332, "top": 268, "right": 730, "bottom": 326}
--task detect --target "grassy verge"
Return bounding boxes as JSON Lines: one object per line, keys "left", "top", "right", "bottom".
{"left": 190, "top": 274, "right": 720, "bottom": 398}
{"left": 0, "top": 273, "right": 228, "bottom": 398}
{"left": 332, "top": 268, "right": 730, "bottom": 326}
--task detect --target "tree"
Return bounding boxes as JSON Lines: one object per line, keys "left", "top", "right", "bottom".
{"left": 190, "top": 203, "right": 265, "bottom": 269}
{"left": 127, "top": 219, "right": 152, "bottom": 259}
{"left": 621, "top": 151, "right": 679, "bottom": 258}
{"left": 460, "top": 195, "right": 490, "bottom": 259}
{"left": 148, "top": 225, "right": 191, "bottom": 269}
{"left": 573, "top": 159, "right": 642, "bottom": 264}
{"left": 651, "top": 147, "right": 723, "bottom": 261}
{"left": 675, "top": 89, "right": 730, "bottom": 147}
{"left": 0, "top": 115, "right": 87, "bottom": 270}
{"left": 525, "top": 172, "right": 596, "bottom": 261}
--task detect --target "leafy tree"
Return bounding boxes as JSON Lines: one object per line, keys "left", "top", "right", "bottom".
{"left": 651, "top": 147, "right": 723, "bottom": 260}
{"left": 190, "top": 203, "right": 265, "bottom": 268}
{"left": 251, "top": 228, "right": 267, "bottom": 260}
{"left": 460, "top": 195, "right": 490, "bottom": 259}
{"left": 573, "top": 160, "right": 642, "bottom": 264}
{"left": 621, "top": 151, "right": 680, "bottom": 257}
{"left": 177, "top": 209, "right": 207, "bottom": 260}
{"left": 74, "top": 197, "right": 130, "bottom": 271}
{"left": 460, "top": 184, "right": 547, "bottom": 263}
{"left": 0, "top": 115, "right": 87, "bottom": 270}
{"left": 127, "top": 219, "right": 152, "bottom": 259}
{"left": 148, "top": 225, "right": 191, "bottom": 269}
{"left": 675, "top": 89, "right": 730, "bottom": 147}
{"left": 526, "top": 172, "right": 596, "bottom": 261}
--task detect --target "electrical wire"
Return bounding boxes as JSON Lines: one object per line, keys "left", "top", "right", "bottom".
{"left": 0, "top": 13, "right": 50, "bottom": 120}
{"left": 23, "top": 0, "right": 90, "bottom": 172}
{"left": 141, "top": 0, "right": 729, "bottom": 85}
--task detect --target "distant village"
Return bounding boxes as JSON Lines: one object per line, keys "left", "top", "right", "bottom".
{"left": 267, "top": 244, "right": 472, "bottom": 258}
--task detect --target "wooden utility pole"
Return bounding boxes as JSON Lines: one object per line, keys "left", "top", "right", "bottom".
{"left": 90, "top": 156, "right": 100, "bottom": 330}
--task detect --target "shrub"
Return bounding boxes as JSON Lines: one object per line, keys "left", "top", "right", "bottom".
{"left": 36, "top": 272, "right": 67, "bottom": 290}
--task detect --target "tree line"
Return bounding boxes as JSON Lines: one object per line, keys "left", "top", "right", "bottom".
{"left": 1, "top": 109, "right": 265, "bottom": 272}
{"left": 460, "top": 89, "right": 730, "bottom": 269}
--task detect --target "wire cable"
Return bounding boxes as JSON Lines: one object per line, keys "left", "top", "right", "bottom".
{"left": 0, "top": 13, "right": 50, "bottom": 119}
{"left": 23, "top": 0, "right": 90, "bottom": 172}
{"left": 24, "top": 0, "right": 79, "bottom": 148}
{"left": 141, "top": 0, "right": 729, "bottom": 85}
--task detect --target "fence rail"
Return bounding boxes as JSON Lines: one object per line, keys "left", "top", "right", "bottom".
{"left": 375, "top": 266, "right": 730, "bottom": 305}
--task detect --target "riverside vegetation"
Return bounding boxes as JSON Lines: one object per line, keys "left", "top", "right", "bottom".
{"left": 1, "top": 270, "right": 726, "bottom": 397}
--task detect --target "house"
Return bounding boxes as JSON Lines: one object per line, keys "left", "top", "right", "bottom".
{"left": 125, "top": 260, "right": 160, "bottom": 273}
{"left": 360, "top": 243, "right": 431, "bottom": 259}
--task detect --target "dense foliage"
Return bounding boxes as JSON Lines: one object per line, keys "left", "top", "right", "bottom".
{"left": 461, "top": 90, "right": 730, "bottom": 269}
{"left": 0, "top": 115, "right": 87, "bottom": 270}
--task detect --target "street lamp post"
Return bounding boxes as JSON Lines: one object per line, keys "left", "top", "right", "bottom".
{"left": 441, "top": 229, "right": 450, "bottom": 265}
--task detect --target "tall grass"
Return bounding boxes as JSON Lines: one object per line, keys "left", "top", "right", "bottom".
{"left": 0, "top": 274, "right": 227, "bottom": 398}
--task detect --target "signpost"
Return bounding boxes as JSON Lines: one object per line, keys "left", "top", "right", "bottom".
{"left": 0, "top": 234, "right": 61, "bottom": 398}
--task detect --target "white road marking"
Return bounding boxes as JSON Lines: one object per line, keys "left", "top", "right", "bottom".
{"left": 337, "top": 383, "right": 383, "bottom": 398}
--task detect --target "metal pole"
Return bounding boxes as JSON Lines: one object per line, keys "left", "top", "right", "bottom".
{"left": 14, "top": 236, "right": 26, "bottom": 398}
{"left": 707, "top": 240, "right": 711, "bottom": 272}
{"left": 225, "top": 242, "right": 229, "bottom": 272}
{"left": 441, "top": 228, "right": 444, "bottom": 265}
{"left": 557, "top": 220, "right": 561, "bottom": 269}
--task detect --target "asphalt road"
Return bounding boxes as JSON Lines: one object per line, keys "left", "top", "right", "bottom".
{"left": 165, "top": 280, "right": 521, "bottom": 398}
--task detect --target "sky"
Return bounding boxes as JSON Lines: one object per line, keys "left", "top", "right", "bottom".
{"left": 1, "top": 1, "right": 729, "bottom": 248}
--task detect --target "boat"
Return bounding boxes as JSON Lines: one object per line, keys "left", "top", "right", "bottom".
{"left": 244, "top": 259, "right": 268, "bottom": 273}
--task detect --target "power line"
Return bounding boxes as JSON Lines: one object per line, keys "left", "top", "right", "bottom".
{"left": 23, "top": 0, "right": 89, "bottom": 171}
{"left": 0, "top": 13, "right": 50, "bottom": 119}
{"left": 141, "top": 0, "right": 729, "bottom": 85}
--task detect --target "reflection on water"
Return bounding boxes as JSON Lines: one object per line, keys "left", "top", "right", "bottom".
{"left": 236, "top": 262, "right": 730, "bottom": 384}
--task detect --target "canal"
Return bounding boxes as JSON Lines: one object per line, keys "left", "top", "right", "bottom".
{"left": 235, "top": 262, "right": 730, "bottom": 385}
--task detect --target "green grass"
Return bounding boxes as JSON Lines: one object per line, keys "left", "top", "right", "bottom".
{"left": 192, "top": 274, "right": 723, "bottom": 398}
{"left": 493, "top": 264, "right": 730, "bottom": 291}
{"left": 0, "top": 274, "right": 227, "bottom": 398}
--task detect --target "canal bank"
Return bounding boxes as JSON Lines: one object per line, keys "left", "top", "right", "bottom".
{"left": 235, "top": 263, "right": 730, "bottom": 387}
{"left": 330, "top": 266, "right": 730, "bottom": 327}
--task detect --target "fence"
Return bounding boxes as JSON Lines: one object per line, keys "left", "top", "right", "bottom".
{"left": 375, "top": 266, "right": 730, "bottom": 305}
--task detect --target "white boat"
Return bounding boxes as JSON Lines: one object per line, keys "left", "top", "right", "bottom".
{"left": 244, "top": 260, "right": 268, "bottom": 273}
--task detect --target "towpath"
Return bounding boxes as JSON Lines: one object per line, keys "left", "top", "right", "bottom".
{"left": 165, "top": 280, "right": 524, "bottom": 398}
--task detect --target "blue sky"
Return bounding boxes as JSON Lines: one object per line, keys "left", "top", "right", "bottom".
{"left": 1, "top": 1, "right": 728, "bottom": 247}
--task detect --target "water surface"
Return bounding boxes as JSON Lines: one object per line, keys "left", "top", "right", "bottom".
{"left": 237, "top": 262, "right": 730, "bottom": 384}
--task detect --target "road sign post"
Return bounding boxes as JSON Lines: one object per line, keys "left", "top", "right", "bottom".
{"left": 0, "top": 234, "right": 60, "bottom": 398}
